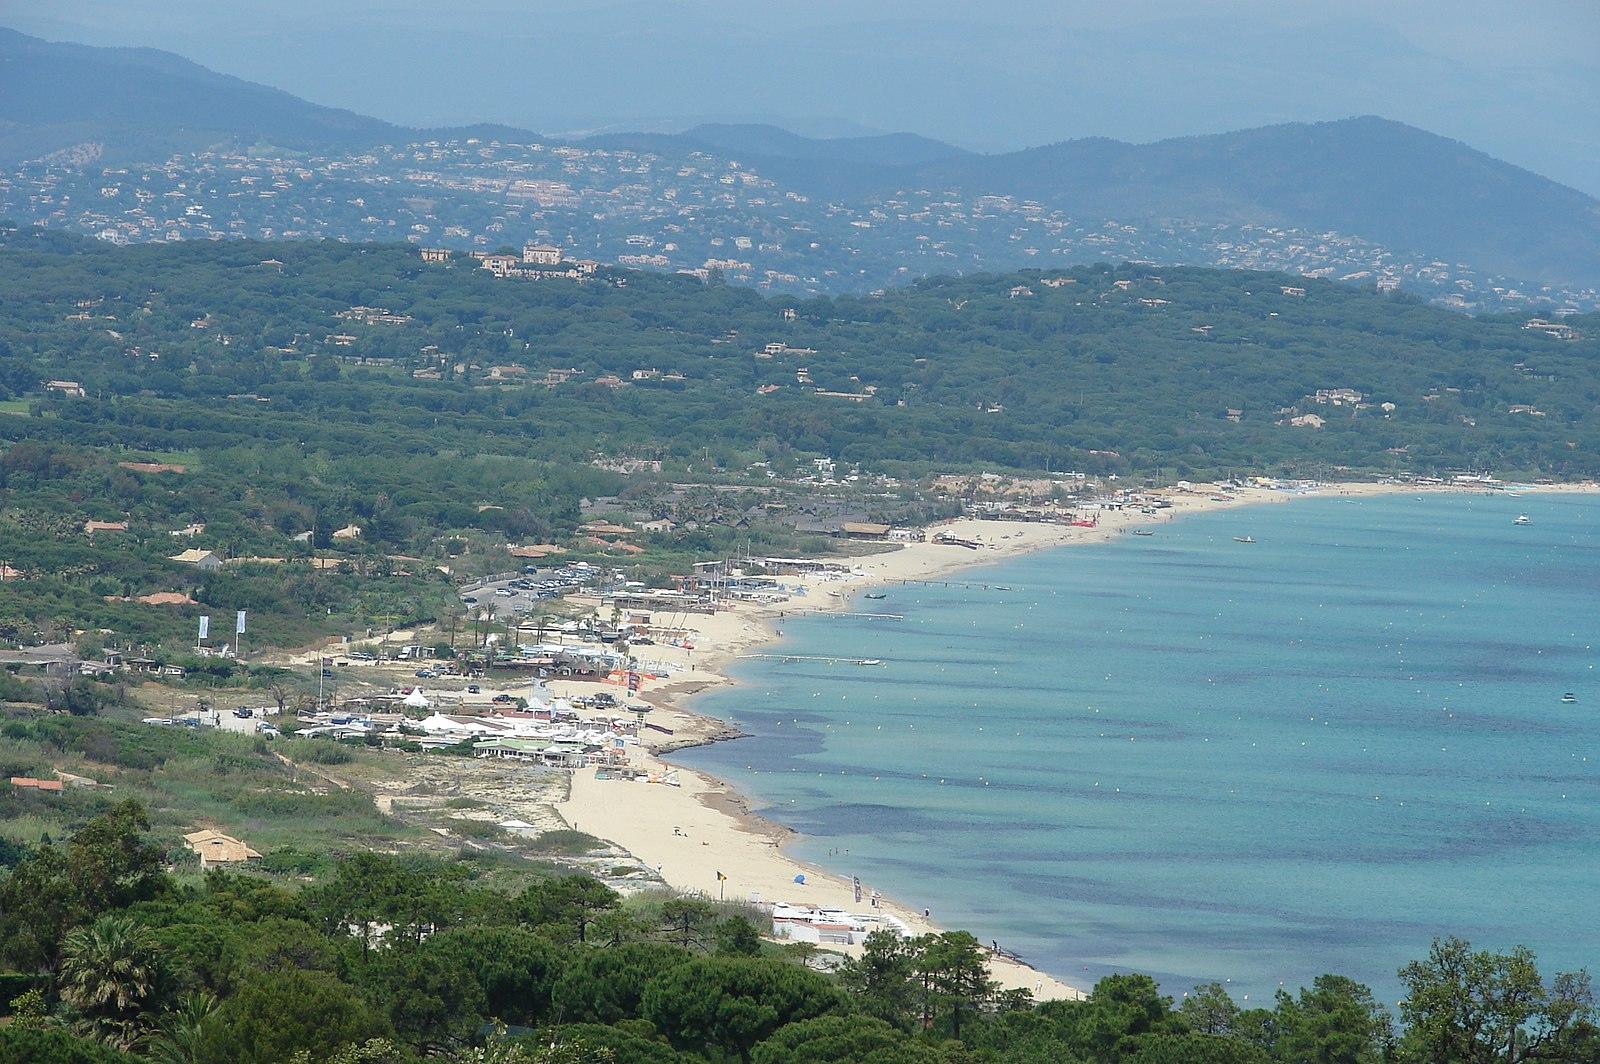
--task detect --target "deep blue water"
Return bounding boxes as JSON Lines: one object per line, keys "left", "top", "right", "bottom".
{"left": 675, "top": 493, "right": 1600, "bottom": 1005}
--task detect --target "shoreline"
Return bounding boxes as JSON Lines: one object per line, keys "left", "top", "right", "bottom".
{"left": 553, "top": 479, "right": 1596, "bottom": 999}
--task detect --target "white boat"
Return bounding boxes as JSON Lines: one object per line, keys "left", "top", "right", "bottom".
{"left": 1514, "top": 514, "right": 1531, "bottom": 525}
{"left": 1233, "top": 535, "right": 1255, "bottom": 544}
{"left": 1561, "top": 692, "right": 1578, "bottom": 704}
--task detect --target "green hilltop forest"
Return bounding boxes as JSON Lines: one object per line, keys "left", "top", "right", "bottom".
{"left": 0, "top": 800, "right": 1593, "bottom": 1063}
{"left": 2, "top": 225, "right": 1596, "bottom": 478}
{"left": 0, "top": 224, "right": 1597, "bottom": 652}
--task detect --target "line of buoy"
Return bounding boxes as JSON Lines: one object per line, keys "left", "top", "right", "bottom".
{"left": 738, "top": 654, "right": 887, "bottom": 665}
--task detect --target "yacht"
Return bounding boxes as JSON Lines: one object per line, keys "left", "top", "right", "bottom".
{"left": 1514, "top": 514, "right": 1531, "bottom": 525}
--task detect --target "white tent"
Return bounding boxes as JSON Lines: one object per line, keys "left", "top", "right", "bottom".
{"left": 403, "top": 688, "right": 431, "bottom": 709}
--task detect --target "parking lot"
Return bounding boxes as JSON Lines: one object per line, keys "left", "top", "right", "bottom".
{"left": 459, "top": 564, "right": 600, "bottom": 617}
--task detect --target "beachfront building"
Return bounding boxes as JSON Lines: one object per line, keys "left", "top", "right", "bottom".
{"left": 838, "top": 521, "right": 892, "bottom": 540}
{"left": 769, "top": 903, "right": 911, "bottom": 945}
{"left": 471, "top": 736, "right": 592, "bottom": 769}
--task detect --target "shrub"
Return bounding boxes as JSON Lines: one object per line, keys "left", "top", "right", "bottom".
{"left": 525, "top": 830, "right": 601, "bottom": 856}
{"left": 449, "top": 819, "right": 505, "bottom": 840}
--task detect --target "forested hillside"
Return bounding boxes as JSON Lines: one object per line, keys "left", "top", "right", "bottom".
{"left": 3, "top": 226, "right": 1596, "bottom": 479}
{"left": 1, "top": 227, "right": 1596, "bottom": 649}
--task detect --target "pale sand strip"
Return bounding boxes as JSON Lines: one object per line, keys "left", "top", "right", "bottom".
{"left": 554, "top": 480, "right": 1596, "bottom": 999}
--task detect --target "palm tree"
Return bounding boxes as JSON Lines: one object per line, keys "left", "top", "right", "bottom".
{"left": 143, "top": 990, "right": 218, "bottom": 1064}
{"left": 59, "top": 913, "right": 163, "bottom": 1049}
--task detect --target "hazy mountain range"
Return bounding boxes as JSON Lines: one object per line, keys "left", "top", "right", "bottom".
{"left": 3, "top": 26, "right": 1597, "bottom": 303}
{"left": 8, "top": 0, "right": 1597, "bottom": 198}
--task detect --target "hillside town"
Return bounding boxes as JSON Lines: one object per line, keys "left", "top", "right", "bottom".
{"left": 3, "top": 136, "right": 1593, "bottom": 314}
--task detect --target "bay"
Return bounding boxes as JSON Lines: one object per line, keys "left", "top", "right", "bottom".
{"left": 675, "top": 492, "right": 1600, "bottom": 1004}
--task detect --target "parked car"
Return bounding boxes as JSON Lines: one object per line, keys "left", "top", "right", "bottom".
{"left": 466, "top": 684, "right": 481, "bottom": 694}
{"left": 491, "top": 694, "right": 515, "bottom": 704}
{"left": 414, "top": 668, "right": 437, "bottom": 678}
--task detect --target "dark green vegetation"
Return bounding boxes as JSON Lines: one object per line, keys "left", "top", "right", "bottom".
{"left": 4, "top": 226, "right": 1597, "bottom": 480}
{"left": 2, "top": 225, "right": 1597, "bottom": 647}
{"left": 0, "top": 803, "right": 1594, "bottom": 1063}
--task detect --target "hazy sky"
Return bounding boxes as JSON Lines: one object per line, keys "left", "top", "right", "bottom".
{"left": 5, "top": 0, "right": 1598, "bottom": 191}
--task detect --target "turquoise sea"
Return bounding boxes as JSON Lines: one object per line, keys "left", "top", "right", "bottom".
{"left": 675, "top": 493, "right": 1600, "bottom": 1005}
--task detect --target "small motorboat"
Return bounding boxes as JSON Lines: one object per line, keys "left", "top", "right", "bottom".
{"left": 1514, "top": 514, "right": 1531, "bottom": 525}
{"left": 1561, "top": 692, "right": 1578, "bottom": 704}
{"left": 1233, "top": 535, "right": 1255, "bottom": 544}
{"left": 864, "top": 592, "right": 886, "bottom": 600}
{"left": 1132, "top": 529, "right": 1156, "bottom": 537}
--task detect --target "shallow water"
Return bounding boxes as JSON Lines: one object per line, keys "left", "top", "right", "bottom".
{"left": 676, "top": 492, "right": 1600, "bottom": 1004}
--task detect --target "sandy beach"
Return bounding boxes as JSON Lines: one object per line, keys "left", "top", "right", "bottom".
{"left": 551, "top": 478, "right": 1595, "bottom": 999}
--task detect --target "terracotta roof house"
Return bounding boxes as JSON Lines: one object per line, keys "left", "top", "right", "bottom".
{"left": 183, "top": 829, "right": 263, "bottom": 870}
{"left": 9, "top": 777, "right": 64, "bottom": 793}
{"left": 84, "top": 519, "right": 129, "bottom": 534}
{"left": 509, "top": 544, "right": 565, "bottom": 559}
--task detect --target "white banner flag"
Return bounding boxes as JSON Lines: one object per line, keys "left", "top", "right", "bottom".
{"left": 236, "top": 610, "right": 247, "bottom": 634}
{"left": 198, "top": 615, "right": 210, "bottom": 640}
